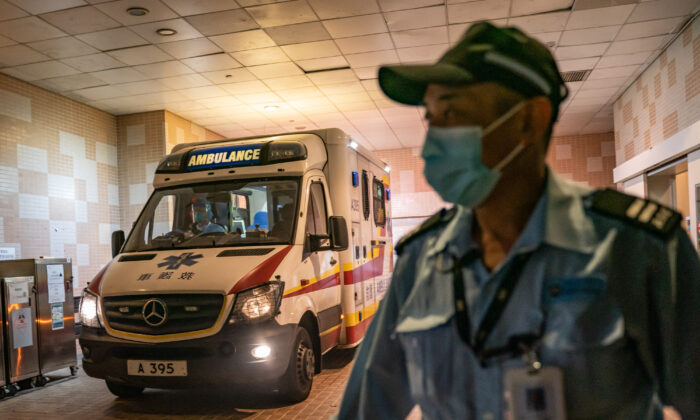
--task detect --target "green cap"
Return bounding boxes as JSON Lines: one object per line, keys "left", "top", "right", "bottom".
{"left": 378, "top": 21, "right": 569, "bottom": 122}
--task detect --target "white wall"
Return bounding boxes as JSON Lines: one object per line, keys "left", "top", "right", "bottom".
{"left": 688, "top": 149, "right": 700, "bottom": 248}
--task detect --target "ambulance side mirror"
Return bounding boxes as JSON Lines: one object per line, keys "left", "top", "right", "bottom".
{"left": 111, "top": 230, "right": 125, "bottom": 258}
{"left": 329, "top": 216, "right": 348, "bottom": 251}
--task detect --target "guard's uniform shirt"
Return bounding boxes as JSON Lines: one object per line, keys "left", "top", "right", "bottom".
{"left": 336, "top": 170, "right": 700, "bottom": 420}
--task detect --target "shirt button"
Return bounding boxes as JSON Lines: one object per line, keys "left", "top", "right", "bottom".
{"left": 482, "top": 412, "right": 494, "bottom": 420}
{"left": 549, "top": 285, "right": 561, "bottom": 297}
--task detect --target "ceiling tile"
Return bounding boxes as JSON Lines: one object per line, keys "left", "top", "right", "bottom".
{"left": 391, "top": 26, "right": 448, "bottom": 48}
{"left": 307, "top": 68, "right": 357, "bottom": 85}
{"left": 247, "top": 61, "right": 302, "bottom": 78}
{"left": 185, "top": 9, "right": 258, "bottom": 36}
{"left": 345, "top": 49, "right": 398, "bottom": 68}
{"left": 34, "top": 72, "right": 105, "bottom": 91}
{"left": 220, "top": 79, "right": 270, "bottom": 94}
{"left": 246, "top": 0, "right": 318, "bottom": 28}
{"left": 281, "top": 40, "right": 340, "bottom": 61}
{"left": 322, "top": 14, "right": 387, "bottom": 38}
{"left": 236, "top": 91, "right": 281, "bottom": 104}
{"left": 616, "top": 17, "right": 685, "bottom": 41}
{"left": 3, "top": 60, "right": 79, "bottom": 81}
{"left": 575, "top": 86, "right": 619, "bottom": 98}
{"left": 0, "top": 34, "right": 15, "bottom": 47}
{"left": 8, "top": 0, "right": 86, "bottom": 14}
{"left": 581, "top": 77, "right": 627, "bottom": 89}
{"left": 0, "top": 44, "right": 48, "bottom": 66}
{"left": 158, "top": 37, "right": 222, "bottom": 59}
{"left": 447, "top": 0, "right": 509, "bottom": 24}
{"left": 378, "top": 0, "right": 442, "bottom": 12}
{"left": 176, "top": 85, "right": 229, "bottom": 100}
{"left": 276, "top": 86, "right": 322, "bottom": 100}
{"left": 565, "top": 5, "right": 634, "bottom": 30}
{"left": 76, "top": 28, "right": 148, "bottom": 51}
{"left": 196, "top": 95, "right": 241, "bottom": 107}
{"left": 397, "top": 44, "right": 448, "bottom": 63}
{"left": 627, "top": 0, "right": 698, "bottom": 23}
{"left": 0, "top": 16, "right": 66, "bottom": 43}
{"left": 61, "top": 52, "right": 124, "bottom": 72}
{"left": 91, "top": 67, "right": 148, "bottom": 83}
{"left": 605, "top": 34, "right": 671, "bottom": 55}
{"left": 588, "top": 64, "right": 639, "bottom": 80}
{"left": 232, "top": 46, "right": 289, "bottom": 65}
{"left": 507, "top": 12, "right": 569, "bottom": 34}
{"left": 159, "top": 73, "right": 212, "bottom": 89}
{"left": 200, "top": 67, "right": 257, "bottom": 83}
{"left": 26, "top": 37, "right": 98, "bottom": 59}
{"left": 182, "top": 52, "right": 241, "bottom": 72}
{"left": 296, "top": 55, "right": 348, "bottom": 71}
{"left": 210, "top": 29, "right": 276, "bottom": 51}
{"left": 559, "top": 26, "right": 619, "bottom": 46}
{"left": 385, "top": 5, "right": 446, "bottom": 31}
{"left": 263, "top": 21, "right": 331, "bottom": 45}
{"left": 107, "top": 45, "right": 173, "bottom": 65}
{"left": 162, "top": 0, "right": 240, "bottom": 16}
{"left": 262, "top": 75, "right": 313, "bottom": 89}
{"left": 95, "top": 0, "right": 178, "bottom": 25}
{"left": 335, "top": 33, "right": 393, "bottom": 55}
{"left": 557, "top": 56, "right": 599, "bottom": 72}
{"left": 130, "top": 18, "right": 204, "bottom": 43}
{"left": 40, "top": 6, "right": 120, "bottom": 35}
{"left": 317, "top": 81, "right": 364, "bottom": 95}
{"left": 308, "top": 0, "right": 380, "bottom": 19}
{"left": 554, "top": 43, "right": 608, "bottom": 60}
{"left": 511, "top": 0, "right": 572, "bottom": 15}
{"left": 134, "top": 60, "right": 195, "bottom": 78}
{"left": 116, "top": 79, "right": 171, "bottom": 95}
{"left": 597, "top": 51, "right": 654, "bottom": 68}
{"left": 531, "top": 31, "right": 561, "bottom": 47}
{"left": 0, "top": 1, "right": 28, "bottom": 21}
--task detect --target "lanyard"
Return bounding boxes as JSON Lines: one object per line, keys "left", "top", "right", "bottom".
{"left": 450, "top": 249, "right": 534, "bottom": 364}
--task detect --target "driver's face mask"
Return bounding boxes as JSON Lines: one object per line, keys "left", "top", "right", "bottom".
{"left": 421, "top": 102, "right": 526, "bottom": 207}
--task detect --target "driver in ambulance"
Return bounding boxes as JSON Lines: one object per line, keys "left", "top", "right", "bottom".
{"left": 336, "top": 22, "right": 700, "bottom": 420}
{"left": 191, "top": 199, "right": 225, "bottom": 234}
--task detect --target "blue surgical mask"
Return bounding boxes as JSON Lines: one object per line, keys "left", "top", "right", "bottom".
{"left": 194, "top": 212, "right": 206, "bottom": 223}
{"left": 422, "top": 102, "right": 525, "bottom": 207}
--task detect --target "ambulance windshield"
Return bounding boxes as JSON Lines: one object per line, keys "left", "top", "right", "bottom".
{"left": 123, "top": 178, "right": 299, "bottom": 252}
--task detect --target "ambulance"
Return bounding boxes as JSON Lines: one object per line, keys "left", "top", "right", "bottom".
{"left": 78, "top": 128, "right": 392, "bottom": 401}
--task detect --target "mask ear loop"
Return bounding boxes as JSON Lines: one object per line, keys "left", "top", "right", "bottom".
{"left": 482, "top": 102, "right": 527, "bottom": 172}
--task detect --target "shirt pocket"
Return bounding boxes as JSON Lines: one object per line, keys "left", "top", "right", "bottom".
{"left": 541, "top": 276, "right": 624, "bottom": 351}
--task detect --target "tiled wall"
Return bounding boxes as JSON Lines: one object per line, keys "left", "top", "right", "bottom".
{"left": 376, "top": 132, "right": 616, "bottom": 239}
{"left": 117, "top": 110, "right": 224, "bottom": 232}
{"left": 0, "top": 72, "right": 119, "bottom": 294}
{"left": 614, "top": 18, "right": 700, "bottom": 163}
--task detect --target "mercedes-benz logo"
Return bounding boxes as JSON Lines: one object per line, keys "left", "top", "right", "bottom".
{"left": 142, "top": 298, "right": 167, "bottom": 327}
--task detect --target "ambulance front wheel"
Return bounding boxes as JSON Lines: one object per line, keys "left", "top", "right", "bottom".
{"left": 106, "top": 380, "right": 144, "bottom": 398}
{"left": 279, "top": 327, "right": 314, "bottom": 402}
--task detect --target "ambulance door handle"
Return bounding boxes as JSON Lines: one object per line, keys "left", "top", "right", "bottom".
{"left": 330, "top": 257, "right": 337, "bottom": 266}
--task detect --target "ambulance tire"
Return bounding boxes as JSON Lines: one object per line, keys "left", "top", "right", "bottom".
{"left": 279, "top": 327, "right": 315, "bottom": 402}
{"left": 106, "top": 380, "right": 144, "bottom": 398}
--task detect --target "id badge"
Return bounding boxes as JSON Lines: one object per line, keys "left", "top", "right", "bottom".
{"left": 504, "top": 366, "right": 567, "bottom": 420}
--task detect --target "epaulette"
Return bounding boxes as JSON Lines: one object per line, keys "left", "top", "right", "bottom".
{"left": 395, "top": 207, "right": 457, "bottom": 255}
{"left": 585, "top": 188, "right": 681, "bottom": 239}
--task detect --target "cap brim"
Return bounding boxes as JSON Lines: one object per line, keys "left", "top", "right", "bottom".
{"left": 378, "top": 63, "right": 474, "bottom": 105}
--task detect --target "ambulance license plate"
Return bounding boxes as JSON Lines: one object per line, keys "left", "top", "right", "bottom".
{"left": 127, "top": 360, "right": 187, "bottom": 376}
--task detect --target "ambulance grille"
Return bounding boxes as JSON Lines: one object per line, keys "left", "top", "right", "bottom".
{"left": 103, "top": 294, "right": 224, "bottom": 335}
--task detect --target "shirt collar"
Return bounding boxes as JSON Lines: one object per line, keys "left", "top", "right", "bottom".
{"left": 426, "top": 168, "right": 598, "bottom": 258}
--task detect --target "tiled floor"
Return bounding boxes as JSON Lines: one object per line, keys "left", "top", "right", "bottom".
{"left": 0, "top": 348, "right": 356, "bottom": 420}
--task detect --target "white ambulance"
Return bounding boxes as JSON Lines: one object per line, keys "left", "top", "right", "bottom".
{"left": 78, "top": 128, "right": 393, "bottom": 401}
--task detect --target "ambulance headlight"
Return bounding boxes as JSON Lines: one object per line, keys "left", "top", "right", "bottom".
{"left": 229, "top": 281, "right": 284, "bottom": 324}
{"left": 79, "top": 289, "right": 104, "bottom": 329}
{"left": 265, "top": 142, "right": 307, "bottom": 164}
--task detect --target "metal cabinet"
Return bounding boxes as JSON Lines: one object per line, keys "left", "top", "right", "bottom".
{"left": 33, "top": 259, "right": 76, "bottom": 374}
{"left": 1, "top": 276, "right": 40, "bottom": 383}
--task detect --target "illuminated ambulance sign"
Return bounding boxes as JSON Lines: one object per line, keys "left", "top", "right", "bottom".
{"left": 186, "top": 144, "right": 262, "bottom": 171}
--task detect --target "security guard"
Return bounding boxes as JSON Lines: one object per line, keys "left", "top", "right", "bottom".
{"left": 336, "top": 22, "right": 700, "bottom": 420}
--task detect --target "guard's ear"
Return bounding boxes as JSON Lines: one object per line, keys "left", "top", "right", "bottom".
{"left": 522, "top": 96, "right": 552, "bottom": 146}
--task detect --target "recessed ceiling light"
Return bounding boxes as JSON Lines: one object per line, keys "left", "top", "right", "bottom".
{"left": 264, "top": 105, "right": 279, "bottom": 111}
{"left": 127, "top": 7, "right": 149, "bottom": 16}
{"left": 157, "top": 28, "right": 177, "bottom": 36}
